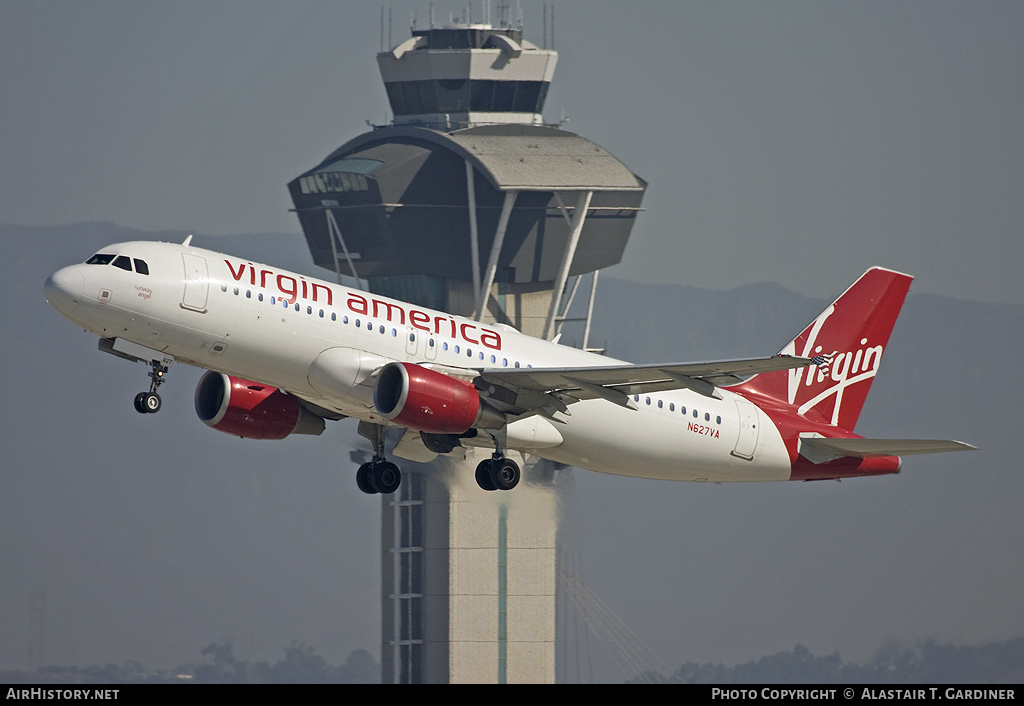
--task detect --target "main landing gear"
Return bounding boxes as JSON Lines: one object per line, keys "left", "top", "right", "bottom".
{"left": 475, "top": 454, "right": 521, "bottom": 492}
{"left": 355, "top": 421, "right": 402, "bottom": 495}
{"left": 352, "top": 422, "right": 522, "bottom": 495}
{"left": 134, "top": 359, "right": 170, "bottom": 414}
{"left": 475, "top": 427, "right": 520, "bottom": 491}
{"left": 356, "top": 458, "right": 401, "bottom": 495}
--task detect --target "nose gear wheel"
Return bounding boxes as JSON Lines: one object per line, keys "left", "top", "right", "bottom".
{"left": 134, "top": 360, "right": 170, "bottom": 414}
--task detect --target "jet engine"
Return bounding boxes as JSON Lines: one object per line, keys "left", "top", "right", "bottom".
{"left": 195, "top": 371, "right": 325, "bottom": 439}
{"left": 373, "top": 362, "right": 504, "bottom": 434}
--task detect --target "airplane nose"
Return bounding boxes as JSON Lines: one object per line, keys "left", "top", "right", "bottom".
{"left": 44, "top": 267, "right": 84, "bottom": 317}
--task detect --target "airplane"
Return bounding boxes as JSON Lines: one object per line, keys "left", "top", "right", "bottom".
{"left": 43, "top": 237, "right": 973, "bottom": 494}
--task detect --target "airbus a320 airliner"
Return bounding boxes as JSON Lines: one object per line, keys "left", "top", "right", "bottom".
{"left": 44, "top": 238, "right": 972, "bottom": 494}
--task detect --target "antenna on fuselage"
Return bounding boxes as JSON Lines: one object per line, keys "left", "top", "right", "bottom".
{"left": 183, "top": 235, "right": 193, "bottom": 246}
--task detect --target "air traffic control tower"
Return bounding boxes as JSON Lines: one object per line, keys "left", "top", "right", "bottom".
{"left": 287, "top": 12, "right": 646, "bottom": 683}
{"left": 288, "top": 17, "right": 646, "bottom": 340}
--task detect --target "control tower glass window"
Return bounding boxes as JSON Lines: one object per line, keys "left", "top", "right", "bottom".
{"left": 385, "top": 80, "right": 549, "bottom": 115}
{"left": 298, "top": 158, "right": 381, "bottom": 195}
{"left": 436, "top": 78, "right": 468, "bottom": 112}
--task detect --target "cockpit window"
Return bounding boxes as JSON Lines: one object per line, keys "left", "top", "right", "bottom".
{"left": 85, "top": 252, "right": 150, "bottom": 274}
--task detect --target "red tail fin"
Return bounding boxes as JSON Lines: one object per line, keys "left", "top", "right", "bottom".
{"left": 731, "top": 267, "right": 912, "bottom": 431}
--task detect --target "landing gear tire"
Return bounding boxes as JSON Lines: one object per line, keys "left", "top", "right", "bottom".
{"left": 475, "top": 457, "right": 520, "bottom": 491}
{"left": 475, "top": 459, "right": 497, "bottom": 491}
{"left": 489, "top": 457, "right": 520, "bottom": 491}
{"left": 369, "top": 461, "right": 401, "bottom": 494}
{"left": 134, "top": 391, "right": 161, "bottom": 414}
{"left": 356, "top": 463, "right": 377, "bottom": 495}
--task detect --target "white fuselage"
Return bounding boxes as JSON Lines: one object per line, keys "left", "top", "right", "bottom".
{"left": 44, "top": 240, "right": 794, "bottom": 482}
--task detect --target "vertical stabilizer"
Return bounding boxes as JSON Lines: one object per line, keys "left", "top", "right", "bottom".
{"left": 731, "top": 267, "right": 912, "bottom": 431}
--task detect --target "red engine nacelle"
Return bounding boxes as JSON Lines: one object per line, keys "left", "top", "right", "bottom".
{"left": 373, "top": 362, "right": 504, "bottom": 434}
{"left": 195, "top": 371, "right": 325, "bottom": 439}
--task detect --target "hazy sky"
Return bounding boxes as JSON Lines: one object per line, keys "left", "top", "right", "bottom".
{"left": 3, "top": 1, "right": 1023, "bottom": 306}
{"left": 4, "top": 1, "right": 1023, "bottom": 681}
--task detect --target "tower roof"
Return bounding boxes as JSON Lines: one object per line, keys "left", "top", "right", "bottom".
{"left": 317, "top": 124, "right": 645, "bottom": 193}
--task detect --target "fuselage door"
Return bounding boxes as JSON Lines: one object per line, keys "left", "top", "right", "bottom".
{"left": 732, "top": 398, "right": 760, "bottom": 460}
{"left": 181, "top": 253, "right": 209, "bottom": 313}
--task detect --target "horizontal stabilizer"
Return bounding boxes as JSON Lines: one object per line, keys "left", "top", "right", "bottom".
{"left": 799, "top": 436, "right": 976, "bottom": 464}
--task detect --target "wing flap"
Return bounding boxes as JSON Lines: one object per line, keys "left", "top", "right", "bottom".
{"left": 476, "top": 355, "right": 813, "bottom": 416}
{"left": 480, "top": 355, "right": 810, "bottom": 390}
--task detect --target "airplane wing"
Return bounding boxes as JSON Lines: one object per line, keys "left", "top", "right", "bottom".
{"left": 475, "top": 355, "right": 814, "bottom": 419}
{"left": 799, "top": 436, "right": 976, "bottom": 464}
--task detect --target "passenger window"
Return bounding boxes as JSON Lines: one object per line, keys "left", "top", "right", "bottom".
{"left": 112, "top": 255, "right": 132, "bottom": 271}
{"left": 133, "top": 259, "right": 149, "bottom": 275}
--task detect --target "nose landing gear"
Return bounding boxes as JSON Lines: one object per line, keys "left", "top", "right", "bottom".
{"left": 134, "top": 359, "right": 170, "bottom": 414}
